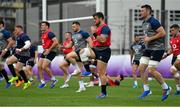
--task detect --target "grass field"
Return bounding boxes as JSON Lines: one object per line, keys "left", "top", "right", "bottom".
{"left": 0, "top": 77, "right": 180, "bottom": 106}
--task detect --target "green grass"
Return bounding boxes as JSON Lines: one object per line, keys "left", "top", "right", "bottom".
{"left": 0, "top": 77, "right": 180, "bottom": 106}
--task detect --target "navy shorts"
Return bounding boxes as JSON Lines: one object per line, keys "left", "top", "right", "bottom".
{"left": 92, "top": 47, "right": 111, "bottom": 63}
{"left": 26, "top": 59, "right": 35, "bottom": 67}
{"left": 133, "top": 60, "right": 140, "bottom": 65}
{"left": 14, "top": 54, "right": 30, "bottom": 64}
{"left": 41, "top": 51, "right": 56, "bottom": 61}
{"left": 142, "top": 50, "right": 165, "bottom": 62}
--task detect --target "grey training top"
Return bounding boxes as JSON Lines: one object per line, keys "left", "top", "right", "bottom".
{"left": 72, "top": 30, "right": 90, "bottom": 51}
{"left": 142, "top": 16, "right": 165, "bottom": 50}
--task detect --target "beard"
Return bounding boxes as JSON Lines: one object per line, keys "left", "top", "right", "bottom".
{"left": 95, "top": 22, "right": 101, "bottom": 27}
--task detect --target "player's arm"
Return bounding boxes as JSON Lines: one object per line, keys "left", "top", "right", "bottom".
{"left": 49, "top": 37, "right": 58, "bottom": 51}
{"left": 144, "top": 19, "right": 166, "bottom": 43}
{"left": 161, "top": 48, "right": 172, "bottom": 60}
{"left": 0, "top": 36, "right": 14, "bottom": 56}
{"left": 64, "top": 41, "right": 73, "bottom": 48}
{"left": 18, "top": 35, "right": 31, "bottom": 52}
{"left": 83, "top": 32, "right": 93, "bottom": 47}
{"left": 148, "top": 26, "right": 166, "bottom": 41}
{"left": 96, "top": 34, "right": 107, "bottom": 44}
{"left": 5, "top": 37, "right": 14, "bottom": 51}
{"left": 21, "top": 41, "right": 31, "bottom": 51}
{"left": 48, "top": 32, "right": 59, "bottom": 51}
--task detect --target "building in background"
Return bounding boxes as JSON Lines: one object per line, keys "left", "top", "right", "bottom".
{"left": 0, "top": 0, "right": 24, "bottom": 31}
{"left": 16, "top": 0, "right": 95, "bottom": 45}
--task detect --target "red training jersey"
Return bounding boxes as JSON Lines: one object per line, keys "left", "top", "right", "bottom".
{"left": 62, "top": 39, "right": 73, "bottom": 54}
{"left": 93, "top": 23, "right": 111, "bottom": 47}
{"left": 41, "top": 29, "right": 53, "bottom": 49}
{"left": 170, "top": 34, "right": 180, "bottom": 56}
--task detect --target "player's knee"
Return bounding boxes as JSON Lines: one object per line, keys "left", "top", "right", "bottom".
{"left": 37, "top": 63, "right": 42, "bottom": 69}
{"left": 148, "top": 61, "right": 159, "bottom": 74}
{"left": 148, "top": 60, "right": 159, "bottom": 68}
{"left": 170, "top": 65, "right": 178, "bottom": 73}
{"left": 59, "top": 62, "right": 67, "bottom": 69}
{"left": 173, "top": 72, "right": 180, "bottom": 78}
{"left": 148, "top": 67, "right": 156, "bottom": 74}
{"left": 66, "top": 54, "right": 74, "bottom": 61}
{"left": 177, "top": 55, "right": 180, "bottom": 60}
{"left": 174, "top": 60, "right": 180, "bottom": 69}
{"left": 132, "top": 70, "right": 136, "bottom": 74}
{"left": 42, "top": 64, "right": 48, "bottom": 70}
{"left": 138, "top": 64, "right": 146, "bottom": 73}
{"left": 80, "top": 48, "right": 90, "bottom": 62}
{"left": 6, "top": 59, "right": 11, "bottom": 65}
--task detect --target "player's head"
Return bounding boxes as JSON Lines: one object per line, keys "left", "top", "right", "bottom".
{"left": 134, "top": 34, "right": 141, "bottom": 42}
{"left": 14, "top": 25, "right": 23, "bottom": 36}
{"left": 93, "top": 12, "right": 104, "bottom": 26}
{"left": 72, "top": 21, "right": 80, "bottom": 32}
{"left": 170, "top": 24, "right": 179, "bottom": 37}
{"left": 0, "top": 20, "right": 5, "bottom": 28}
{"left": 41, "top": 21, "right": 50, "bottom": 31}
{"left": 64, "top": 32, "right": 72, "bottom": 40}
{"left": 140, "top": 4, "right": 152, "bottom": 19}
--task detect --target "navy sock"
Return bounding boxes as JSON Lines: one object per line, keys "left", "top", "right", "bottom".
{"left": 19, "top": 70, "right": 28, "bottom": 83}
{"left": 101, "top": 85, "right": 107, "bottom": 95}
{"left": 8, "top": 64, "right": 16, "bottom": 77}
{"left": 84, "top": 64, "right": 91, "bottom": 72}
{"left": 1, "top": 69, "right": 9, "bottom": 83}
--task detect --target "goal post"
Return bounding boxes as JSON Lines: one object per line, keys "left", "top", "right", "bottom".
{"left": 42, "top": 0, "right": 101, "bottom": 23}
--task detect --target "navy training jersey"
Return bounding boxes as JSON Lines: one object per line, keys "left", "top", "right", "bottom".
{"left": 131, "top": 41, "right": 145, "bottom": 61}
{"left": 72, "top": 30, "right": 90, "bottom": 51}
{"left": 142, "top": 16, "right": 165, "bottom": 50}
{"left": 16, "top": 33, "right": 31, "bottom": 56}
{"left": 0, "top": 28, "right": 11, "bottom": 51}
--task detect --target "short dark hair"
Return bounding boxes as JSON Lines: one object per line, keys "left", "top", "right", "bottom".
{"left": 65, "top": 32, "right": 72, "bottom": 36}
{"left": 72, "top": 21, "right": 80, "bottom": 26}
{"left": 93, "top": 12, "right": 104, "bottom": 20}
{"left": 170, "top": 24, "right": 180, "bottom": 29}
{"left": 0, "top": 20, "right": 4, "bottom": 26}
{"left": 15, "top": 25, "right": 23, "bottom": 30}
{"left": 134, "top": 34, "right": 140, "bottom": 37}
{"left": 41, "top": 21, "right": 50, "bottom": 27}
{"left": 141, "top": 4, "right": 152, "bottom": 14}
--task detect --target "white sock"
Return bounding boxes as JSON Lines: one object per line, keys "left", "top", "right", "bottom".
{"left": 29, "top": 77, "right": 33, "bottom": 81}
{"left": 134, "top": 81, "right": 138, "bottom": 85}
{"left": 143, "top": 84, "right": 150, "bottom": 91}
{"left": 41, "top": 80, "right": 45, "bottom": 84}
{"left": 176, "top": 84, "right": 180, "bottom": 91}
{"left": 98, "top": 78, "right": 101, "bottom": 86}
{"left": 79, "top": 80, "right": 84, "bottom": 88}
{"left": 90, "top": 81, "right": 94, "bottom": 85}
{"left": 75, "top": 63, "right": 81, "bottom": 72}
{"left": 51, "top": 76, "right": 56, "bottom": 81}
{"left": 161, "top": 82, "right": 169, "bottom": 89}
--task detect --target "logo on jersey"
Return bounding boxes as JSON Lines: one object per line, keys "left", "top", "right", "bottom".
{"left": 142, "top": 23, "right": 151, "bottom": 35}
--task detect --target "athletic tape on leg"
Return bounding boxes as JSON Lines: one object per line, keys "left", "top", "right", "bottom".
{"left": 80, "top": 48, "right": 90, "bottom": 62}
